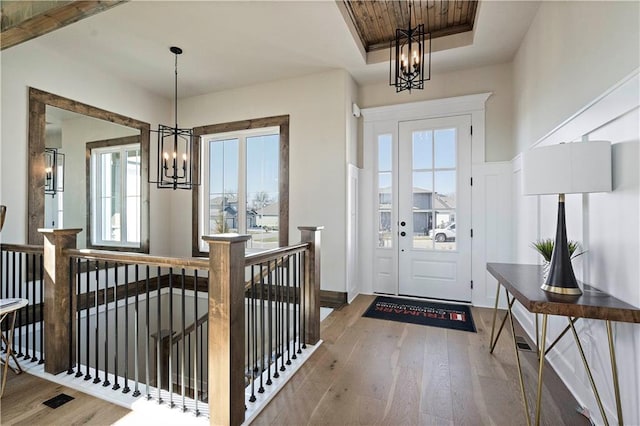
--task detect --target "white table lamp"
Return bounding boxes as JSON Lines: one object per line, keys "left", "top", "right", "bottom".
{"left": 522, "top": 141, "right": 611, "bottom": 295}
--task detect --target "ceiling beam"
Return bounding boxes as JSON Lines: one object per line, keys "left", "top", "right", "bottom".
{"left": 1, "top": 1, "right": 127, "bottom": 51}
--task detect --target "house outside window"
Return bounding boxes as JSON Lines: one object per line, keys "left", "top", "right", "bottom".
{"left": 199, "top": 126, "right": 280, "bottom": 252}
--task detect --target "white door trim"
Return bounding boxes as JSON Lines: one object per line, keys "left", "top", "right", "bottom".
{"left": 359, "top": 93, "right": 492, "bottom": 299}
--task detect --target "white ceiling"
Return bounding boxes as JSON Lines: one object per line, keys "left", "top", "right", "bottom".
{"left": 28, "top": 0, "right": 540, "bottom": 100}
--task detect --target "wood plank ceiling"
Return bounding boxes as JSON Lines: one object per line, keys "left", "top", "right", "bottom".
{"left": 342, "top": 0, "right": 478, "bottom": 52}
{"left": 0, "top": 1, "right": 126, "bottom": 51}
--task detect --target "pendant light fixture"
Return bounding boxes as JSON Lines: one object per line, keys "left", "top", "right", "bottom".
{"left": 389, "top": 2, "right": 431, "bottom": 93}
{"left": 152, "top": 46, "right": 195, "bottom": 190}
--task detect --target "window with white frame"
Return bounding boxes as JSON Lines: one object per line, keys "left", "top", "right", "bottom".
{"left": 90, "top": 142, "right": 141, "bottom": 248}
{"left": 199, "top": 126, "right": 280, "bottom": 252}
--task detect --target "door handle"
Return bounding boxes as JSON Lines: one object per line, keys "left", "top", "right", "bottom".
{"left": 400, "top": 231, "right": 406, "bottom": 237}
{"left": 400, "top": 221, "right": 406, "bottom": 227}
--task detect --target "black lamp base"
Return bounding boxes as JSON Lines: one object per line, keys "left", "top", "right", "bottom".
{"left": 542, "top": 194, "right": 582, "bottom": 296}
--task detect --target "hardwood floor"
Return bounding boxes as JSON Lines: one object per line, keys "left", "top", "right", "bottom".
{"left": 252, "top": 294, "right": 590, "bottom": 426}
{"left": 0, "top": 372, "right": 130, "bottom": 425}
{"left": 0, "top": 294, "right": 590, "bottom": 425}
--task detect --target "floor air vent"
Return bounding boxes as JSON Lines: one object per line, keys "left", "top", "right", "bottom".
{"left": 515, "top": 336, "right": 533, "bottom": 351}
{"left": 43, "top": 393, "right": 75, "bottom": 409}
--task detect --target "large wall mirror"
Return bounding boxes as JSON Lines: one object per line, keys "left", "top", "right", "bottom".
{"left": 28, "top": 88, "right": 150, "bottom": 252}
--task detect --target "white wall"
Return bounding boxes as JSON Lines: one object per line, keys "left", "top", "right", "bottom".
{"left": 177, "top": 69, "right": 351, "bottom": 293}
{"left": 511, "top": 2, "right": 640, "bottom": 424}
{"left": 359, "top": 62, "right": 514, "bottom": 162}
{"left": 0, "top": 39, "right": 173, "bottom": 255}
{"left": 513, "top": 1, "right": 640, "bottom": 154}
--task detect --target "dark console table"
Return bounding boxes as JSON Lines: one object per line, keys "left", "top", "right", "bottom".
{"left": 487, "top": 262, "right": 640, "bottom": 426}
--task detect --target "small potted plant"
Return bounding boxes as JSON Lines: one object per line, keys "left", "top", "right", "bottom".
{"left": 531, "top": 238, "right": 584, "bottom": 279}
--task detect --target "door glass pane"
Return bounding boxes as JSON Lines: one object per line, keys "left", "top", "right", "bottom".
{"left": 412, "top": 171, "right": 432, "bottom": 210}
{"left": 378, "top": 172, "right": 392, "bottom": 248}
{"left": 378, "top": 134, "right": 392, "bottom": 172}
{"left": 433, "top": 211, "right": 456, "bottom": 250}
{"left": 434, "top": 171, "right": 456, "bottom": 209}
{"left": 412, "top": 130, "right": 433, "bottom": 169}
{"left": 246, "top": 134, "right": 279, "bottom": 249}
{"left": 412, "top": 211, "right": 432, "bottom": 249}
{"left": 378, "top": 134, "right": 393, "bottom": 248}
{"left": 434, "top": 128, "right": 456, "bottom": 168}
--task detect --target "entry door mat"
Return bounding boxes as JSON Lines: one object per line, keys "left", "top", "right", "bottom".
{"left": 363, "top": 296, "right": 476, "bottom": 332}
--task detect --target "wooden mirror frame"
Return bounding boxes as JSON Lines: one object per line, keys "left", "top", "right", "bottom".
{"left": 28, "top": 87, "right": 151, "bottom": 252}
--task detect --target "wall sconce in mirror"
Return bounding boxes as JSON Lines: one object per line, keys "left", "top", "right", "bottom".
{"left": 150, "top": 46, "right": 196, "bottom": 190}
{"left": 44, "top": 148, "right": 65, "bottom": 196}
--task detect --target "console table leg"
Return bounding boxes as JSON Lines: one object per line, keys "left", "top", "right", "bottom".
{"left": 535, "top": 314, "right": 539, "bottom": 358}
{"left": 489, "top": 281, "right": 501, "bottom": 353}
{"left": 606, "top": 321, "right": 623, "bottom": 426}
{"left": 535, "top": 314, "right": 548, "bottom": 426}
{"left": 505, "top": 288, "right": 531, "bottom": 426}
{"left": 490, "top": 287, "right": 516, "bottom": 354}
{"left": 569, "top": 317, "right": 608, "bottom": 425}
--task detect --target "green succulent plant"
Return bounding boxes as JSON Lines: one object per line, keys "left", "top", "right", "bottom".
{"left": 531, "top": 238, "right": 584, "bottom": 262}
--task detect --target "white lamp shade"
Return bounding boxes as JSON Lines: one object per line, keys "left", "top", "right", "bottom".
{"left": 522, "top": 141, "right": 612, "bottom": 195}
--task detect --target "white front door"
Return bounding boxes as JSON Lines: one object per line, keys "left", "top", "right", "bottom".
{"left": 397, "top": 116, "right": 472, "bottom": 301}
{"left": 369, "top": 114, "right": 472, "bottom": 301}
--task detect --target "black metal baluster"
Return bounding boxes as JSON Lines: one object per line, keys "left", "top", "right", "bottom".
{"left": 181, "top": 268, "right": 186, "bottom": 411}
{"left": 23, "top": 253, "right": 31, "bottom": 361}
{"left": 31, "top": 254, "right": 39, "bottom": 362}
{"left": 156, "top": 267, "right": 162, "bottom": 404}
{"left": 168, "top": 268, "right": 174, "bottom": 407}
{"left": 280, "top": 256, "right": 286, "bottom": 371}
{"left": 246, "top": 265, "right": 251, "bottom": 399}
{"left": 102, "top": 262, "right": 111, "bottom": 387}
{"left": 0, "top": 250, "right": 3, "bottom": 354}
{"left": 248, "top": 265, "right": 256, "bottom": 403}
{"left": 17, "top": 252, "right": 23, "bottom": 357}
{"left": 272, "top": 259, "right": 278, "bottom": 379}
{"left": 123, "top": 264, "right": 131, "bottom": 394}
{"left": 286, "top": 255, "right": 291, "bottom": 366}
{"left": 193, "top": 269, "right": 199, "bottom": 415}
{"left": 266, "top": 260, "right": 273, "bottom": 385}
{"left": 292, "top": 253, "right": 297, "bottom": 359}
{"left": 145, "top": 266, "right": 151, "bottom": 400}
{"left": 10, "top": 252, "right": 15, "bottom": 354}
{"left": 84, "top": 261, "right": 93, "bottom": 380}
{"left": 39, "top": 254, "right": 44, "bottom": 363}
{"left": 301, "top": 251, "right": 306, "bottom": 350}
{"left": 258, "top": 262, "right": 265, "bottom": 394}
{"left": 93, "top": 261, "right": 101, "bottom": 384}
{"left": 67, "top": 257, "right": 74, "bottom": 374}
{"left": 199, "top": 320, "right": 203, "bottom": 403}
{"left": 75, "top": 259, "right": 84, "bottom": 377}
{"left": 1, "top": 250, "right": 5, "bottom": 354}
{"left": 111, "top": 263, "right": 119, "bottom": 390}
{"left": 132, "top": 264, "right": 140, "bottom": 397}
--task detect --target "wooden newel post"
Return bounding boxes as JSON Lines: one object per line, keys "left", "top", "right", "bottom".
{"left": 38, "top": 228, "right": 82, "bottom": 374}
{"left": 299, "top": 226, "right": 323, "bottom": 345}
{"left": 203, "top": 233, "right": 251, "bottom": 426}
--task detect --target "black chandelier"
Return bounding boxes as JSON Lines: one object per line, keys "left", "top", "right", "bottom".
{"left": 44, "top": 147, "right": 64, "bottom": 196}
{"left": 152, "top": 46, "right": 195, "bottom": 190}
{"left": 389, "top": 2, "right": 431, "bottom": 93}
